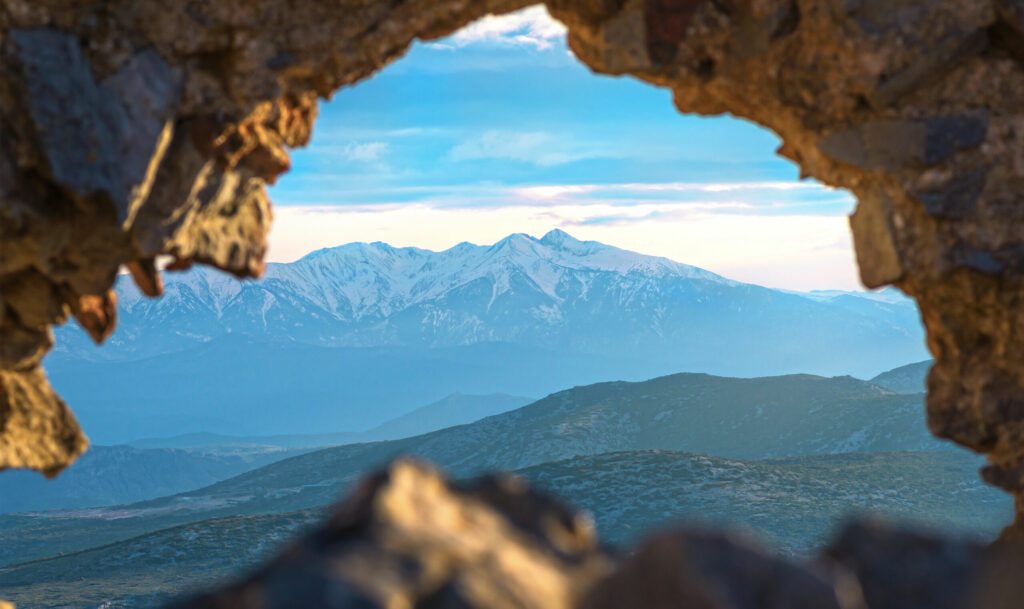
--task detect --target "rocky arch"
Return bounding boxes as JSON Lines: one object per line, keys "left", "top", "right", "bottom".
{"left": 1, "top": 0, "right": 1024, "bottom": 533}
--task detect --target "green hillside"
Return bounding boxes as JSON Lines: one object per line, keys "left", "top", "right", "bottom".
{"left": 870, "top": 360, "right": 931, "bottom": 394}
{"left": 0, "top": 372, "right": 947, "bottom": 566}
{"left": 0, "top": 450, "right": 1007, "bottom": 609}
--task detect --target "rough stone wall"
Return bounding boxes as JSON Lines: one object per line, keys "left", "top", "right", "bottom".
{"left": 2, "top": 0, "right": 1024, "bottom": 563}
{"left": 4, "top": 1, "right": 1024, "bottom": 607}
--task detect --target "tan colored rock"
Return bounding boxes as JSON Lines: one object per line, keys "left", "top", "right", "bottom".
{"left": 0, "top": 367, "right": 86, "bottom": 478}
{"left": 167, "top": 460, "right": 612, "bottom": 609}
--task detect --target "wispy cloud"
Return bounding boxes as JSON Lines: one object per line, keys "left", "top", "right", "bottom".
{"left": 513, "top": 181, "right": 830, "bottom": 201}
{"left": 272, "top": 177, "right": 855, "bottom": 216}
{"left": 311, "top": 127, "right": 449, "bottom": 144}
{"left": 433, "top": 6, "right": 567, "bottom": 51}
{"left": 447, "top": 130, "right": 611, "bottom": 166}
{"left": 339, "top": 141, "right": 390, "bottom": 163}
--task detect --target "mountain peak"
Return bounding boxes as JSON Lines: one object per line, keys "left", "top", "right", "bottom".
{"left": 539, "top": 228, "right": 581, "bottom": 247}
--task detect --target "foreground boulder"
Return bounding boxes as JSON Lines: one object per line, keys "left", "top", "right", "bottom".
{"left": 165, "top": 460, "right": 1024, "bottom": 609}
{"left": 167, "top": 460, "right": 613, "bottom": 609}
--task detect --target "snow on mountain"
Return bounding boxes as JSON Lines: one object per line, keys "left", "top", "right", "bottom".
{"left": 53, "top": 230, "right": 928, "bottom": 379}
{"left": 248, "top": 229, "right": 730, "bottom": 320}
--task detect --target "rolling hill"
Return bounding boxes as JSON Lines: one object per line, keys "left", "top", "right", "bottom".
{"left": 0, "top": 371, "right": 950, "bottom": 565}
{"left": 0, "top": 445, "right": 307, "bottom": 515}
{"left": 520, "top": 450, "right": 1006, "bottom": 551}
{"left": 0, "top": 450, "right": 1006, "bottom": 609}
{"left": 127, "top": 393, "right": 534, "bottom": 451}
{"left": 0, "top": 394, "right": 533, "bottom": 515}
{"left": 870, "top": 359, "right": 931, "bottom": 394}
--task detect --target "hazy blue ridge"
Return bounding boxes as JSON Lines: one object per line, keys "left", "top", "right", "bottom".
{"left": 870, "top": 359, "right": 931, "bottom": 394}
{"left": 0, "top": 370, "right": 963, "bottom": 567}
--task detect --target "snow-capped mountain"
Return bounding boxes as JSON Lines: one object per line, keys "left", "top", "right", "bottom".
{"left": 261, "top": 228, "right": 729, "bottom": 320}
{"left": 56, "top": 229, "right": 926, "bottom": 379}
{"left": 108, "top": 229, "right": 733, "bottom": 350}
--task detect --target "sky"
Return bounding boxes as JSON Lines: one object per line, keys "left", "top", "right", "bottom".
{"left": 268, "top": 6, "right": 861, "bottom": 291}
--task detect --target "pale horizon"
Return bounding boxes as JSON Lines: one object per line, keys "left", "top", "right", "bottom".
{"left": 267, "top": 212, "right": 862, "bottom": 292}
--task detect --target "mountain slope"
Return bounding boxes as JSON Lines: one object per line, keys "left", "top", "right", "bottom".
{"left": 521, "top": 450, "right": 1006, "bottom": 552}
{"left": 0, "top": 445, "right": 306, "bottom": 514}
{"left": 0, "top": 511, "right": 322, "bottom": 609}
{"left": 128, "top": 393, "right": 534, "bottom": 451}
{"left": 0, "top": 372, "right": 950, "bottom": 565}
{"left": 0, "top": 450, "right": 1006, "bottom": 609}
{"left": 112, "top": 372, "right": 954, "bottom": 511}
{"left": 361, "top": 392, "right": 533, "bottom": 441}
{"left": 871, "top": 360, "right": 931, "bottom": 394}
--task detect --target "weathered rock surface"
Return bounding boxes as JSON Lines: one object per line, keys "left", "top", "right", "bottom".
{"left": 167, "top": 460, "right": 613, "bottom": 609}
{"left": 4, "top": 0, "right": 1024, "bottom": 605}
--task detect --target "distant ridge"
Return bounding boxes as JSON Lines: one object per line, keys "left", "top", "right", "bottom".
{"left": 129, "top": 393, "right": 534, "bottom": 450}
{"left": 0, "top": 371, "right": 953, "bottom": 566}
{"left": 871, "top": 360, "right": 931, "bottom": 394}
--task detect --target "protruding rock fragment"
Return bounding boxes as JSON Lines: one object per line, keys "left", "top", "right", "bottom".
{"left": 820, "top": 122, "right": 928, "bottom": 171}
{"left": 849, "top": 192, "right": 904, "bottom": 288}
{"left": 101, "top": 48, "right": 182, "bottom": 227}
{"left": 167, "top": 460, "right": 612, "bottom": 609}
{"left": 126, "top": 258, "right": 164, "bottom": 297}
{"left": 581, "top": 529, "right": 849, "bottom": 609}
{"left": 69, "top": 290, "right": 117, "bottom": 344}
{"left": 0, "top": 367, "right": 87, "bottom": 477}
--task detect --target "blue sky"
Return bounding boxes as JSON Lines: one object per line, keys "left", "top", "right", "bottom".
{"left": 269, "top": 7, "right": 860, "bottom": 290}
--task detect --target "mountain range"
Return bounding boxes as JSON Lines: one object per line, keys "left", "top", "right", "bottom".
{"left": 47, "top": 230, "right": 928, "bottom": 440}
